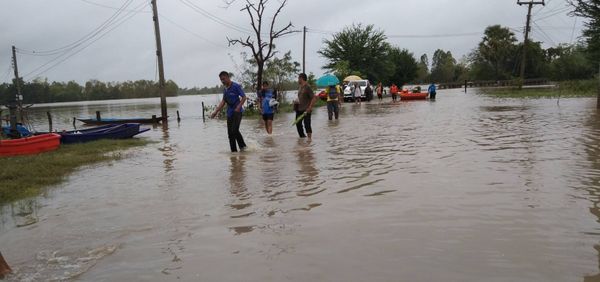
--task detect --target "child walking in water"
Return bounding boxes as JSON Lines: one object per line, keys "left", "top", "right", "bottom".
{"left": 258, "top": 81, "right": 277, "bottom": 134}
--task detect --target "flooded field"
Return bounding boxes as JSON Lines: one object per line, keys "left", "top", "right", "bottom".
{"left": 2, "top": 89, "right": 600, "bottom": 281}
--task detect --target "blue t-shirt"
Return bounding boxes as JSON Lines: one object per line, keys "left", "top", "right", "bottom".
{"left": 260, "top": 89, "right": 274, "bottom": 115}
{"left": 428, "top": 84, "right": 436, "bottom": 93}
{"left": 222, "top": 82, "right": 245, "bottom": 117}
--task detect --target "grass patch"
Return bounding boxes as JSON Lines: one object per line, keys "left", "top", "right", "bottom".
{"left": 481, "top": 80, "right": 599, "bottom": 98}
{"left": 0, "top": 138, "right": 150, "bottom": 205}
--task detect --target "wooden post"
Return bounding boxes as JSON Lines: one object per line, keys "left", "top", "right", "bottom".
{"left": 176, "top": 110, "right": 181, "bottom": 122}
{"left": 72, "top": 117, "right": 77, "bottom": 130}
{"left": 464, "top": 80, "right": 467, "bottom": 93}
{"left": 47, "top": 111, "right": 52, "bottom": 132}
{"left": 202, "top": 102, "right": 205, "bottom": 122}
{"left": 0, "top": 251, "right": 11, "bottom": 278}
{"left": 96, "top": 111, "right": 101, "bottom": 121}
{"left": 152, "top": 115, "right": 157, "bottom": 123}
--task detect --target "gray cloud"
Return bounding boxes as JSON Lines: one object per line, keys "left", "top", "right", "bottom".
{"left": 0, "top": 0, "right": 583, "bottom": 88}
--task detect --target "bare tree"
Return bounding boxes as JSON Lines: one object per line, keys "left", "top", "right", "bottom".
{"left": 226, "top": 0, "right": 297, "bottom": 91}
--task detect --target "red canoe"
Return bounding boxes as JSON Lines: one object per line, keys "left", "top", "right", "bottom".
{"left": 400, "top": 91, "right": 428, "bottom": 100}
{"left": 0, "top": 133, "right": 61, "bottom": 157}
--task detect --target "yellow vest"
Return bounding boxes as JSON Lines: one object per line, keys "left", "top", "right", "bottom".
{"left": 325, "top": 85, "right": 342, "bottom": 102}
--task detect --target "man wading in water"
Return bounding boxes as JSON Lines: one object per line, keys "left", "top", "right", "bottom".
{"left": 210, "top": 71, "right": 248, "bottom": 152}
{"left": 294, "top": 73, "right": 317, "bottom": 140}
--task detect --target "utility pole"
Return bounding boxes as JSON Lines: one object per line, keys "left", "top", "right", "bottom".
{"left": 517, "top": 0, "right": 544, "bottom": 89}
{"left": 11, "top": 46, "right": 22, "bottom": 104}
{"left": 9, "top": 46, "right": 22, "bottom": 135}
{"left": 151, "top": 0, "right": 168, "bottom": 123}
{"left": 302, "top": 26, "right": 306, "bottom": 74}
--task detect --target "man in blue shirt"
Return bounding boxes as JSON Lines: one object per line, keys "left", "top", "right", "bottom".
{"left": 210, "top": 71, "right": 248, "bottom": 152}
{"left": 428, "top": 82, "right": 437, "bottom": 100}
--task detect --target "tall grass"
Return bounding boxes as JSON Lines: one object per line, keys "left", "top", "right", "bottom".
{"left": 481, "top": 79, "right": 599, "bottom": 98}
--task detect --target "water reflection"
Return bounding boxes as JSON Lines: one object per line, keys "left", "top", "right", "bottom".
{"left": 582, "top": 111, "right": 600, "bottom": 282}
{"left": 295, "top": 141, "right": 319, "bottom": 189}
{"left": 227, "top": 154, "right": 254, "bottom": 235}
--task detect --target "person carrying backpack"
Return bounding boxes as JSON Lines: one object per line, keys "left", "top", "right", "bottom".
{"left": 325, "top": 83, "right": 342, "bottom": 120}
{"left": 258, "top": 81, "right": 278, "bottom": 134}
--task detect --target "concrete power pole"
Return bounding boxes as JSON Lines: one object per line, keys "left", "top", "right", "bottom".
{"left": 517, "top": 0, "right": 544, "bottom": 89}
{"left": 151, "top": 0, "right": 168, "bottom": 123}
{"left": 10, "top": 46, "right": 22, "bottom": 134}
{"left": 302, "top": 26, "right": 306, "bottom": 74}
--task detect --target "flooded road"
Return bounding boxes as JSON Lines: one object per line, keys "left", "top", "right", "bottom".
{"left": 2, "top": 89, "right": 600, "bottom": 281}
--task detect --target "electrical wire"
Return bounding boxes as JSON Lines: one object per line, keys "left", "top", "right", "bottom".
{"left": 159, "top": 15, "right": 227, "bottom": 48}
{"left": 1, "top": 64, "right": 12, "bottom": 82}
{"left": 307, "top": 28, "right": 482, "bottom": 39}
{"left": 78, "top": 0, "right": 151, "bottom": 13}
{"left": 23, "top": 1, "right": 149, "bottom": 79}
{"left": 570, "top": 17, "right": 578, "bottom": 43}
{"left": 16, "top": 0, "right": 136, "bottom": 56}
{"left": 177, "top": 0, "right": 253, "bottom": 34}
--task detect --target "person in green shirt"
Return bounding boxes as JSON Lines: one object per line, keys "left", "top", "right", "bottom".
{"left": 294, "top": 73, "right": 317, "bottom": 140}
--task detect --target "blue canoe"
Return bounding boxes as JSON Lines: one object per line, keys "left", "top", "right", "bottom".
{"left": 60, "top": 123, "right": 150, "bottom": 144}
{"left": 77, "top": 116, "right": 164, "bottom": 125}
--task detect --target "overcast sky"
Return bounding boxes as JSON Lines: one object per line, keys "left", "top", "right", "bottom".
{"left": 0, "top": 0, "right": 585, "bottom": 88}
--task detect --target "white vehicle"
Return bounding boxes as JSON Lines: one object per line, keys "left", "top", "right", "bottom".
{"left": 343, "top": 80, "right": 372, "bottom": 101}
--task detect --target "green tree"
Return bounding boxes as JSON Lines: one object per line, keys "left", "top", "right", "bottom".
{"left": 470, "top": 25, "right": 518, "bottom": 80}
{"left": 430, "top": 49, "right": 456, "bottom": 83}
{"left": 238, "top": 50, "right": 300, "bottom": 90}
{"left": 548, "top": 44, "right": 595, "bottom": 80}
{"left": 386, "top": 47, "right": 418, "bottom": 86}
{"left": 516, "top": 41, "right": 549, "bottom": 79}
{"left": 318, "top": 24, "right": 390, "bottom": 82}
{"left": 263, "top": 51, "right": 300, "bottom": 90}
{"left": 569, "top": 0, "right": 600, "bottom": 63}
{"left": 416, "top": 54, "right": 430, "bottom": 83}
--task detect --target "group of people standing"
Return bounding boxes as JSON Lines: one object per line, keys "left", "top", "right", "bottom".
{"left": 211, "top": 71, "right": 438, "bottom": 153}
{"left": 211, "top": 71, "right": 317, "bottom": 152}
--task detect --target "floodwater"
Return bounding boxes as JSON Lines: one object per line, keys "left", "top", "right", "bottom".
{"left": 2, "top": 89, "right": 600, "bottom": 281}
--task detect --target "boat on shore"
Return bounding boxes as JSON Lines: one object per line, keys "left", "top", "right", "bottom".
{"left": 77, "top": 116, "right": 164, "bottom": 125}
{"left": 60, "top": 123, "right": 150, "bottom": 144}
{"left": 0, "top": 133, "right": 61, "bottom": 157}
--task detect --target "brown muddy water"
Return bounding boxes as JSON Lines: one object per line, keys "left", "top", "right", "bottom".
{"left": 2, "top": 89, "right": 600, "bottom": 281}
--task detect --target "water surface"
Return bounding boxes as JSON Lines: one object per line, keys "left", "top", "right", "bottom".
{"left": 2, "top": 90, "right": 600, "bottom": 281}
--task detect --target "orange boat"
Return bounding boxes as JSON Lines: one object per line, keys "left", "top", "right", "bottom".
{"left": 400, "top": 90, "right": 428, "bottom": 100}
{"left": 0, "top": 133, "right": 61, "bottom": 157}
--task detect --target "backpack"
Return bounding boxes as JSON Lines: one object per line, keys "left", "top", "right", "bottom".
{"left": 328, "top": 85, "right": 338, "bottom": 99}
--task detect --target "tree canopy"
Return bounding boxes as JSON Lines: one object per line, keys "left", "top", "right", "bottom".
{"left": 318, "top": 24, "right": 391, "bottom": 82}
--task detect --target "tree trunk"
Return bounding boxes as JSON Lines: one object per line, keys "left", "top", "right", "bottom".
{"left": 256, "top": 62, "right": 264, "bottom": 93}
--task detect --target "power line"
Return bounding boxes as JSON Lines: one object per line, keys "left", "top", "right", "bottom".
{"left": 307, "top": 27, "right": 482, "bottom": 38}
{"left": 77, "top": 0, "right": 151, "bottom": 13}
{"left": 570, "top": 17, "right": 578, "bottom": 43}
{"left": 533, "top": 22, "right": 557, "bottom": 46}
{"left": 24, "top": 1, "right": 149, "bottom": 79}
{"left": 534, "top": 6, "right": 572, "bottom": 22}
{"left": 159, "top": 15, "right": 227, "bottom": 48}
{"left": 17, "top": 0, "right": 137, "bottom": 56}
{"left": 2, "top": 64, "right": 12, "bottom": 82}
{"left": 177, "top": 0, "right": 253, "bottom": 34}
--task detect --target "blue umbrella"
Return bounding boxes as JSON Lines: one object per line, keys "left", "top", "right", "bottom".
{"left": 316, "top": 74, "right": 340, "bottom": 87}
